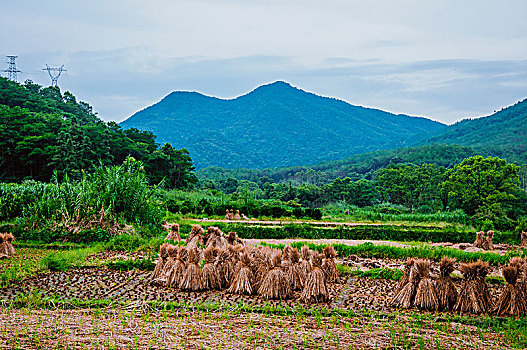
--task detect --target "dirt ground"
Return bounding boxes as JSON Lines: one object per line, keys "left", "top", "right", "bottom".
{"left": 0, "top": 307, "right": 509, "bottom": 349}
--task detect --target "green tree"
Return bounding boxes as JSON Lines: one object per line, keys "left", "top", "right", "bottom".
{"left": 445, "top": 156, "right": 520, "bottom": 218}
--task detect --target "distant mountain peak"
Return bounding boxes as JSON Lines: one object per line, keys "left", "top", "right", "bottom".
{"left": 120, "top": 82, "right": 446, "bottom": 169}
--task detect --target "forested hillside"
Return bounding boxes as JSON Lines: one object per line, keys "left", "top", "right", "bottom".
{"left": 121, "top": 81, "right": 446, "bottom": 169}
{"left": 0, "top": 78, "right": 196, "bottom": 188}
{"left": 425, "top": 99, "right": 527, "bottom": 164}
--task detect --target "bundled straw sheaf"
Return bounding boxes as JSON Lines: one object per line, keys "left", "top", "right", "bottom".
{"left": 413, "top": 259, "right": 438, "bottom": 311}
{"left": 395, "top": 258, "right": 415, "bottom": 294}
{"left": 150, "top": 243, "right": 169, "bottom": 281}
{"left": 494, "top": 265, "right": 526, "bottom": 316}
{"left": 322, "top": 246, "right": 339, "bottom": 283}
{"left": 180, "top": 246, "right": 203, "bottom": 291}
{"left": 483, "top": 230, "right": 494, "bottom": 251}
{"left": 228, "top": 252, "right": 254, "bottom": 295}
{"left": 201, "top": 246, "right": 221, "bottom": 290}
{"left": 300, "top": 252, "right": 328, "bottom": 304}
{"left": 167, "top": 246, "right": 187, "bottom": 287}
{"left": 391, "top": 261, "right": 419, "bottom": 309}
{"left": 454, "top": 261, "right": 491, "bottom": 314}
{"left": 473, "top": 231, "right": 485, "bottom": 249}
{"left": 258, "top": 252, "right": 292, "bottom": 300}
{"left": 436, "top": 257, "right": 458, "bottom": 311}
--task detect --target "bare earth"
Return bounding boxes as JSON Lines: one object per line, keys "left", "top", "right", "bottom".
{"left": 0, "top": 307, "right": 507, "bottom": 349}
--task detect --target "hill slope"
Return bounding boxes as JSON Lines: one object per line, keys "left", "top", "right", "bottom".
{"left": 120, "top": 81, "right": 446, "bottom": 169}
{"left": 425, "top": 99, "right": 527, "bottom": 164}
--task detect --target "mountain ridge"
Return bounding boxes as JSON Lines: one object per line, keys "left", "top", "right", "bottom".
{"left": 120, "top": 81, "right": 446, "bottom": 169}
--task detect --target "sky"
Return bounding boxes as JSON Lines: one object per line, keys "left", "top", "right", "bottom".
{"left": 1, "top": 0, "right": 526, "bottom": 124}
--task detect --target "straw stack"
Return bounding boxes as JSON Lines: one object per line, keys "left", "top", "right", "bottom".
{"left": 436, "top": 257, "right": 458, "bottom": 311}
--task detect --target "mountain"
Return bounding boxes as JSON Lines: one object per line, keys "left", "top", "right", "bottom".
{"left": 425, "top": 99, "right": 527, "bottom": 164}
{"left": 120, "top": 81, "right": 446, "bottom": 169}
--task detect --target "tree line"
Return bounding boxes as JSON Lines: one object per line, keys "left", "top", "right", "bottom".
{"left": 0, "top": 78, "right": 196, "bottom": 189}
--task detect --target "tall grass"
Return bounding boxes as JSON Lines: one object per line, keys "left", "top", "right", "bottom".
{"left": 1, "top": 158, "right": 162, "bottom": 231}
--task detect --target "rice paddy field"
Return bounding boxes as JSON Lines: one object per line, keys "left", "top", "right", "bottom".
{"left": 1, "top": 221, "right": 527, "bottom": 349}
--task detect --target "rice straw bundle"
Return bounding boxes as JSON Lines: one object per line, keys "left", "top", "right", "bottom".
{"left": 300, "top": 253, "right": 328, "bottom": 304}
{"left": 162, "top": 245, "right": 178, "bottom": 281}
{"left": 164, "top": 223, "right": 181, "bottom": 241}
{"left": 201, "top": 245, "right": 220, "bottom": 290}
{"left": 494, "top": 265, "right": 526, "bottom": 316}
{"left": 395, "top": 258, "right": 415, "bottom": 293}
{"left": 4, "top": 233, "right": 15, "bottom": 256}
{"left": 228, "top": 252, "right": 254, "bottom": 294}
{"left": 258, "top": 252, "right": 292, "bottom": 300}
{"left": 150, "top": 243, "right": 169, "bottom": 281}
{"left": 252, "top": 251, "right": 272, "bottom": 291}
{"left": 180, "top": 246, "right": 203, "bottom": 291}
{"left": 413, "top": 259, "right": 438, "bottom": 311}
{"left": 0, "top": 234, "right": 8, "bottom": 259}
{"left": 186, "top": 225, "right": 204, "bottom": 246}
{"left": 483, "top": 230, "right": 494, "bottom": 251}
{"left": 227, "top": 231, "right": 243, "bottom": 246}
{"left": 322, "top": 246, "right": 339, "bottom": 283}
{"left": 228, "top": 209, "right": 234, "bottom": 220}
{"left": 473, "top": 231, "right": 485, "bottom": 248}
{"left": 214, "top": 248, "right": 232, "bottom": 289}
{"left": 288, "top": 248, "right": 305, "bottom": 291}
{"left": 299, "top": 246, "right": 312, "bottom": 277}
{"left": 224, "top": 209, "right": 230, "bottom": 220}
{"left": 436, "top": 257, "right": 458, "bottom": 311}
{"left": 234, "top": 210, "right": 241, "bottom": 220}
{"left": 454, "top": 261, "right": 491, "bottom": 314}
{"left": 167, "top": 246, "right": 187, "bottom": 287}
{"left": 521, "top": 231, "right": 527, "bottom": 247}
{"left": 391, "top": 263, "right": 420, "bottom": 309}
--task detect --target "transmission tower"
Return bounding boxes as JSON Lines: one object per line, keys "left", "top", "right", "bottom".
{"left": 43, "top": 64, "right": 67, "bottom": 87}
{"left": 3, "top": 56, "right": 22, "bottom": 82}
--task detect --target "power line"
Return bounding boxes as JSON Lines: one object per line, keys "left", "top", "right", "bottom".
{"left": 43, "top": 64, "right": 67, "bottom": 87}
{"left": 3, "top": 55, "right": 22, "bottom": 82}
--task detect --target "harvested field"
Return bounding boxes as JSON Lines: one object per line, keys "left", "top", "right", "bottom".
{"left": 0, "top": 306, "right": 511, "bottom": 349}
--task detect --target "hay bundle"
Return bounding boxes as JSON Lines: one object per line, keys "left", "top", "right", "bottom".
{"left": 252, "top": 250, "right": 272, "bottom": 291}
{"left": 186, "top": 225, "right": 204, "bottom": 246}
{"left": 228, "top": 209, "right": 234, "bottom": 220}
{"left": 227, "top": 231, "right": 243, "bottom": 246}
{"left": 473, "top": 231, "right": 485, "bottom": 248}
{"left": 288, "top": 248, "right": 305, "bottom": 291}
{"left": 5, "top": 233, "right": 15, "bottom": 256}
{"left": 150, "top": 243, "right": 169, "bottom": 281}
{"left": 483, "top": 230, "right": 494, "bottom": 251}
{"left": 391, "top": 262, "right": 420, "bottom": 309}
{"left": 0, "top": 234, "right": 8, "bottom": 259}
{"left": 214, "top": 248, "right": 232, "bottom": 289}
{"left": 180, "top": 246, "right": 203, "bottom": 291}
{"left": 436, "top": 257, "right": 458, "bottom": 311}
{"left": 224, "top": 209, "right": 230, "bottom": 220}
{"left": 299, "top": 246, "right": 312, "bottom": 276}
{"left": 511, "top": 258, "right": 527, "bottom": 301}
{"left": 201, "top": 246, "right": 220, "bottom": 290}
{"left": 228, "top": 252, "right": 254, "bottom": 294}
{"left": 206, "top": 227, "right": 227, "bottom": 250}
{"left": 454, "top": 261, "right": 491, "bottom": 314}
{"left": 167, "top": 246, "right": 187, "bottom": 287}
{"left": 162, "top": 245, "right": 178, "bottom": 280}
{"left": 521, "top": 231, "right": 527, "bottom": 247}
{"left": 300, "top": 253, "right": 328, "bottom": 304}
{"left": 494, "top": 265, "right": 526, "bottom": 316}
{"left": 395, "top": 258, "right": 415, "bottom": 293}
{"left": 322, "top": 246, "right": 339, "bottom": 283}
{"left": 414, "top": 259, "right": 438, "bottom": 311}
{"left": 234, "top": 210, "right": 241, "bottom": 220}
{"left": 164, "top": 222, "right": 181, "bottom": 241}
{"left": 258, "top": 252, "right": 292, "bottom": 300}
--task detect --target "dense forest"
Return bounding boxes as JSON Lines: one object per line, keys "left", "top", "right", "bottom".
{"left": 0, "top": 78, "right": 196, "bottom": 189}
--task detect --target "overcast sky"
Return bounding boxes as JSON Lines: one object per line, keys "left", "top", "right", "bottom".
{"left": 1, "top": 0, "right": 526, "bottom": 124}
